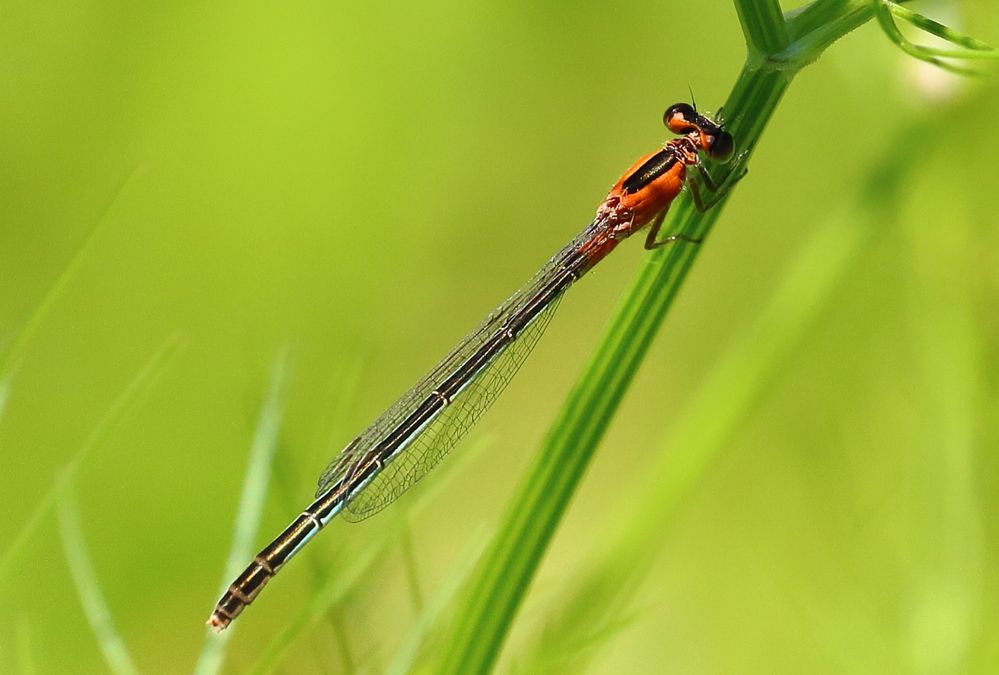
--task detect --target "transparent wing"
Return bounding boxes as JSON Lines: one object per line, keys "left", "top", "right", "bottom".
{"left": 314, "top": 214, "right": 609, "bottom": 512}
{"left": 341, "top": 293, "right": 563, "bottom": 521}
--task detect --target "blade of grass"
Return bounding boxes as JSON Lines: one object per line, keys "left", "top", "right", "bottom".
{"left": 249, "top": 434, "right": 495, "bottom": 674}
{"left": 272, "top": 356, "right": 369, "bottom": 672}
{"left": 898, "top": 148, "right": 984, "bottom": 673}
{"left": 249, "top": 527, "right": 390, "bottom": 675}
{"left": 399, "top": 520, "right": 425, "bottom": 614}
{"left": 520, "top": 608, "right": 645, "bottom": 674}
{"left": 328, "top": 610, "right": 356, "bottom": 675}
{"left": 0, "top": 375, "right": 10, "bottom": 426}
{"left": 270, "top": 356, "right": 368, "bottom": 673}
{"left": 0, "top": 334, "right": 181, "bottom": 578}
{"left": 386, "top": 527, "right": 489, "bottom": 675}
{"left": 195, "top": 349, "right": 289, "bottom": 675}
{"left": 16, "top": 616, "right": 35, "bottom": 675}
{"left": 0, "top": 166, "right": 143, "bottom": 397}
{"left": 57, "top": 490, "right": 140, "bottom": 675}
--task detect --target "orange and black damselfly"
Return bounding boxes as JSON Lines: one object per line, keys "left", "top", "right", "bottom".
{"left": 209, "top": 102, "right": 741, "bottom": 631}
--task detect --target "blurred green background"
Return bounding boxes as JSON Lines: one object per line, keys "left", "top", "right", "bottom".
{"left": 2, "top": 1, "right": 998, "bottom": 673}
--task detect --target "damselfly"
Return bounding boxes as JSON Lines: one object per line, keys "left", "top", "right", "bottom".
{"left": 209, "top": 102, "right": 739, "bottom": 631}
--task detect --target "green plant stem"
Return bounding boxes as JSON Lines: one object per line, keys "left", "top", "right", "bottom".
{"left": 734, "top": 0, "right": 788, "bottom": 58}
{"left": 778, "top": 0, "right": 917, "bottom": 68}
{"left": 435, "top": 65, "right": 788, "bottom": 675}
{"left": 518, "top": 111, "right": 937, "bottom": 672}
{"left": 434, "top": 1, "right": 897, "bottom": 672}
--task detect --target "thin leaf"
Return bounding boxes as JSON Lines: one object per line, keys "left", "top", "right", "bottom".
{"left": 889, "top": 2, "right": 997, "bottom": 55}
{"left": 249, "top": 534, "right": 388, "bottom": 675}
{"left": 195, "top": 349, "right": 289, "bottom": 675}
{"left": 386, "top": 528, "right": 488, "bottom": 675}
{"left": 514, "top": 608, "right": 642, "bottom": 675}
{"left": 270, "top": 356, "right": 368, "bottom": 673}
{"left": 899, "top": 143, "right": 984, "bottom": 671}
{"left": 0, "top": 334, "right": 181, "bottom": 578}
{"left": 250, "top": 434, "right": 494, "bottom": 674}
{"left": 0, "top": 375, "right": 10, "bottom": 425}
{"left": 16, "top": 616, "right": 36, "bottom": 675}
{"left": 274, "top": 356, "right": 368, "bottom": 673}
{"left": 0, "top": 166, "right": 143, "bottom": 387}
{"left": 874, "top": 0, "right": 996, "bottom": 76}
{"left": 399, "top": 522, "right": 425, "bottom": 614}
{"left": 57, "top": 491, "right": 140, "bottom": 675}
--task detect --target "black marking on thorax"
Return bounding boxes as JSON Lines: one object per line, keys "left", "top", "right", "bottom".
{"left": 621, "top": 147, "right": 679, "bottom": 194}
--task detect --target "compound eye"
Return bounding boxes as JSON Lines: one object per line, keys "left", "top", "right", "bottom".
{"left": 708, "top": 130, "right": 734, "bottom": 161}
{"left": 663, "top": 103, "right": 697, "bottom": 133}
